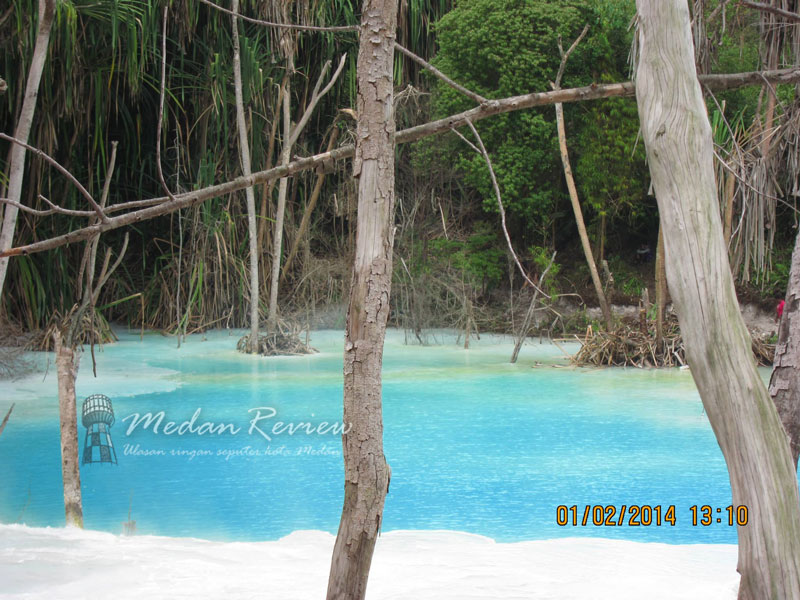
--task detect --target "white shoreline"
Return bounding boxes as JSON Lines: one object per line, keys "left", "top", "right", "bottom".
{"left": 0, "top": 524, "right": 739, "bottom": 599}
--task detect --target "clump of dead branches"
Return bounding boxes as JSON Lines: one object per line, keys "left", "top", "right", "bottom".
{"left": 572, "top": 316, "right": 775, "bottom": 367}
{"left": 237, "top": 317, "right": 317, "bottom": 356}
{"left": 30, "top": 309, "right": 117, "bottom": 352}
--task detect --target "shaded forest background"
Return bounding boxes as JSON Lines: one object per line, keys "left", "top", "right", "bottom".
{"left": 1, "top": 0, "right": 796, "bottom": 337}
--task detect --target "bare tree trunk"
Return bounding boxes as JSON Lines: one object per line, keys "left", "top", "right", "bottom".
{"left": 326, "top": 0, "right": 396, "bottom": 598}
{"left": 0, "top": 0, "right": 55, "bottom": 300}
{"left": 769, "top": 227, "right": 800, "bottom": 467}
{"left": 267, "top": 7, "right": 295, "bottom": 329}
{"left": 230, "top": 0, "right": 260, "bottom": 351}
{"left": 551, "top": 31, "right": 613, "bottom": 330}
{"left": 53, "top": 329, "right": 83, "bottom": 528}
{"left": 554, "top": 100, "right": 613, "bottom": 330}
{"left": 635, "top": 2, "right": 800, "bottom": 598}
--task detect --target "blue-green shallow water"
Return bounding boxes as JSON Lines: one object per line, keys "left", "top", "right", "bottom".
{"left": 0, "top": 328, "right": 755, "bottom": 544}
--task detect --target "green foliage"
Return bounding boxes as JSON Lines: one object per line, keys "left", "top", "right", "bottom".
{"left": 573, "top": 95, "right": 650, "bottom": 229}
{"left": 710, "top": 26, "right": 760, "bottom": 122}
{"left": 423, "top": 0, "right": 637, "bottom": 243}
{"left": 606, "top": 255, "right": 644, "bottom": 298}
{"left": 761, "top": 250, "right": 792, "bottom": 297}
{"left": 428, "top": 223, "right": 506, "bottom": 291}
{"left": 529, "top": 245, "right": 560, "bottom": 297}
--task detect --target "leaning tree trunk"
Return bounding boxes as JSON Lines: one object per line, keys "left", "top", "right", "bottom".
{"left": 635, "top": 2, "right": 800, "bottom": 598}
{"left": 326, "top": 0, "right": 396, "bottom": 598}
{"left": 230, "top": 0, "right": 260, "bottom": 351}
{"left": 554, "top": 101, "right": 613, "bottom": 330}
{"left": 53, "top": 330, "right": 83, "bottom": 528}
{"left": 0, "top": 0, "right": 55, "bottom": 301}
{"left": 769, "top": 226, "right": 800, "bottom": 467}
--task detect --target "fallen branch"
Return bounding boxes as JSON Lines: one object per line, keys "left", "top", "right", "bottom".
{"left": 197, "top": 0, "right": 358, "bottom": 32}
{"left": 739, "top": 0, "right": 800, "bottom": 22}
{"left": 0, "top": 133, "right": 106, "bottom": 220}
{"left": 3, "top": 67, "right": 800, "bottom": 257}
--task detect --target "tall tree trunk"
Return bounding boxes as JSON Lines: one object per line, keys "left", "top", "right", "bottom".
{"left": 635, "top": 2, "right": 800, "bottom": 598}
{"left": 769, "top": 226, "right": 800, "bottom": 467}
{"left": 554, "top": 100, "right": 613, "bottom": 330}
{"left": 53, "top": 329, "right": 83, "bottom": 528}
{"left": 267, "top": 7, "right": 295, "bottom": 329}
{"left": 326, "top": 0, "right": 396, "bottom": 598}
{"left": 230, "top": 0, "right": 260, "bottom": 351}
{"left": 0, "top": 0, "right": 55, "bottom": 301}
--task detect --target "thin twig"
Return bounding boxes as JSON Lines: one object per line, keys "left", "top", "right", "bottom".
{"left": 198, "top": 0, "right": 358, "bottom": 31}
{"left": 0, "top": 196, "right": 89, "bottom": 217}
{"left": 0, "top": 133, "right": 106, "bottom": 221}
{"left": 92, "top": 233, "right": 129, "bottom": 305}
{"left": 288, "top": 54, "right": 347, "bottom": 148}
{"left": 394, "top": 42, "right": 487, "bottom": 104}
{"left": 554, "top": 25, "right": 590, "bottom": 88}
{"left": 458, "top": 121, "right": 548, "bottom": 297}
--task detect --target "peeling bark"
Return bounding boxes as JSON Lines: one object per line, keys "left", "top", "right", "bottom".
{"left": 326, "top": 1, "right": 396, "bottom": 598}
{"left": 769, "top": 227, "right": 800, "bottom": 467}
{"left": 635, "top": 2, "right": 800, "bottom": 598}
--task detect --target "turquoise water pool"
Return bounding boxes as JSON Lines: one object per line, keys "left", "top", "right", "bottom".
{"left": 0, "top": 329, "right": 742, "bottom": 543}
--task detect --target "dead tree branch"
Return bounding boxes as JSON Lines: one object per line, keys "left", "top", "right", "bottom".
{"left": 198, "top": 0, "right": 358, "bottom": 31}
{"left": 394, "top": 42, "right": 487, "bottom": 104}
{"left": 0, "top": 133, "right": 106, "bottom": 221}
{"left": 288, "top": 54, "right": 347, "bottom": 148}
{"left": 551, "top": 25, "right": 613, "bottom": 329}
{"left": 510, "top": 251, "right": 556, "bottom": 364}
{"left": 453, "top": 121, "right": 549, "bottom": 296}
{"left": 739, "top": 0, "right": 800, "bottom": 22}
{"left": 3, "top": 67, "right": 800, "bottom": 258}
